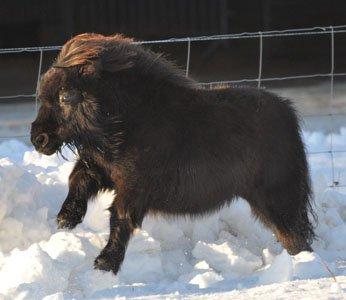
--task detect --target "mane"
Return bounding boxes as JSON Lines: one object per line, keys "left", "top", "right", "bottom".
{"left": 55, "top": 33, "right": 197, "bottom": 88}
{"left": 135, "top": 46, "right": 197, "bottom": 89}
{"left": 55, "top": 33, "right": 133, "bottom": 69}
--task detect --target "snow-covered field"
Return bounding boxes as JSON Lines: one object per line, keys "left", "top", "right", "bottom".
{"left": 0, "top": 122, "right": 346, "bottom": 299}
{"left": 1, "top": 80, "right": 346, "bottom": 299}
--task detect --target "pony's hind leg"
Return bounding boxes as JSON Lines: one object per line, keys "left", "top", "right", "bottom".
{"left": 273, "top": 226, "right": 313, "bottom": 255}
{"left": 248, "top": 185, "right": 315, "bottom": 255}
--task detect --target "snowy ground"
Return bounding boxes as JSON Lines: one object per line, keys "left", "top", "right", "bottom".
{"left": 0, "top": 80, "right": 346, "bottom": 299}
{"left": 0, "top": 124, "right": 346, "bottom": 299}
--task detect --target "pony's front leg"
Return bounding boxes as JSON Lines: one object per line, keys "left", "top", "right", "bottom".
{"left": 57, "top": 160, "right": 102, "bottom": 229}
{"left": 94, "top": 192, "right": 145, "bottom": 274}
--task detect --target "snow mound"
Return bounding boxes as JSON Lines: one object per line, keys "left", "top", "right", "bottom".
{"left": 0, "top": 131, "right": 346, "bottom": 299}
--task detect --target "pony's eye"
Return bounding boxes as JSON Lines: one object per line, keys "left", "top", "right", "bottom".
{"left": 59, "top": 88, "right": 84, "bottom": 104}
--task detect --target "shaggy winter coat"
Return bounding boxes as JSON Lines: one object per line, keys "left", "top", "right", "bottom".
{"left": 31, "top": 33, "right": 315, "bottom": 274}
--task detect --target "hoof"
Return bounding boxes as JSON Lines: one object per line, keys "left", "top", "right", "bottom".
{"left": 94, "top": 251, "right": 121, "bottom": 275}
{"left": 56, "top": 210, "right": 82, "bottom": 230}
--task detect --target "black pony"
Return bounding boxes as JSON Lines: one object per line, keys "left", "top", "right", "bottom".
{"left": 31, "top": 33, "right": 315, "bottom": 274}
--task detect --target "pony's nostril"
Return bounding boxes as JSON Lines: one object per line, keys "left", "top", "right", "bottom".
{"left": 34, "top": 133, "right": 49, "bottom": 148}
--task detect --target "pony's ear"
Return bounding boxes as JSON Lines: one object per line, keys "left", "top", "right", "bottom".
{"left": 55, "top": 33, "right": 135, "bottom": 74}
{"left": 79, "top": 62, "right": 100, "bottom": 78}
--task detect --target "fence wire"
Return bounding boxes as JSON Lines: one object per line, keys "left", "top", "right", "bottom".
{"left": 0, "top": 25, "right": 346, "bottom": 188}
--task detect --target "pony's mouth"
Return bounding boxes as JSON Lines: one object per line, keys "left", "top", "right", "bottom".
{"left": 31, "top": 134, "right": 63, "bottom": 156}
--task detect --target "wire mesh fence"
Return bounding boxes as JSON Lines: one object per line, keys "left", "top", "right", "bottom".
{"left": 0, "top": 25, "right": 346, "bottom": 188}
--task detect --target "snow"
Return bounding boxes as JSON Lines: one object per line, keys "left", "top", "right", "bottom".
{"left": 0, "top": 126, "right": 346, "bottom": 299}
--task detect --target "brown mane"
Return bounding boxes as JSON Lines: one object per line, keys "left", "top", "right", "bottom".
{"left": 55, "top": 33, "right": 134, "bottom": 71}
